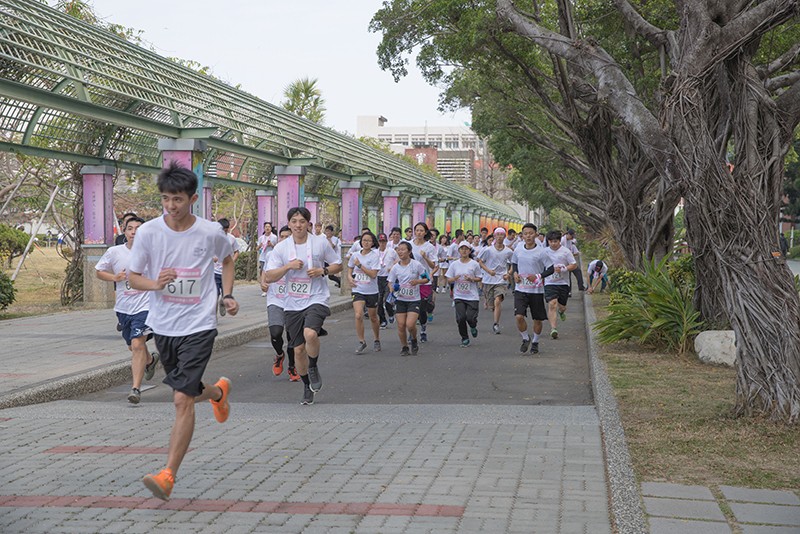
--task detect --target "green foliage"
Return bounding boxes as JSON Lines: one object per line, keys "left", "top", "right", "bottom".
{"left": 235, "top": 250, "right": 258, "bottom": 281}
{"left": 788, "top": 245, "right": 800, "bottom": 259}
{"left": 667, "top": 253, "right": 694, "bottom": 289}
{"left": 0, "top": 271, "right": 15, "bottom": 310}
{"left": 281, "top": 77, "right": 326, "bottom": 124}
{"left": 596, "top": 257, "right": 703, "bottom": 355}
{"left": 0, "top": 224, "right": 29, "bottom": 268}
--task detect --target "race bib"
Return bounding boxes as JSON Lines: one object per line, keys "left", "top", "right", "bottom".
{"left": 398, "top": 283, "right": 416, "bottom": 298}
{"left": 454, "top": 281, "right": 472, "bottom": 297}
{"left": 275, "top": 281, "right": 287, "bottom": 298}
{"left": 162, "top": 268, "right": 202, "bottom": 304}
{"left": 519, "top": 273, "right": 543, "bottom": 289}
{"left": 354, "top": 272, "right": 371, "bottom": 284}
{"left": 288, "top": 277, "right": 312, "bottom": 299}
{"left": 120, "top": 280, "right": 144, "bottom": 297}
{"left": 551, "top": 265, "right": 565, "bottom": 281}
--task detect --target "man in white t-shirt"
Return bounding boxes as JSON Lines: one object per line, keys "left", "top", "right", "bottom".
{"left": 129, "top": 163, "right": 238, "bottom": 502}
{"left": 323, "top": 224, "right": 342, "bottom": 288}
{"left": 587, "top": 259, "right": 609, "bottom": 294}
{"left": 478, "top": 227, "right": 514, "bottom": 334}
{"left": 214, "top": 218, "right": 240, "bottom": 316}
{"left": 504, "top": 228, "right": 520, "bottom": 250}
{"left": 95, "top": 216, "right": 158, "bottom": 404}
{"left": 544, "top": 230, "right": 578, "bottom": 339}
{"left": 266, "top": 207, "right": 342, "bottom": 405}
{"left": 511, "top": 223, "right": 554, "bottom": 354}
{"left": 561, "top": 229, "right": 586, "bottom": 293}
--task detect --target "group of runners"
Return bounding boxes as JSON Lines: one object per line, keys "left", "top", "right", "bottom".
{"left": 94, "top": 163, "right": 595, "bottom": 502}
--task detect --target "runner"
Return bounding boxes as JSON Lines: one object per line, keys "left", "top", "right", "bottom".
{"left": 265, "top": 207, "right": 342, "bottom": 405}
{"left": 437, "top": 233, "right": 450, "bottom": 293}
{"left": 257, "top": 222, "right": 277, "bottom": 296}
{"left": 375, "top": 232, "right": 399, "bottom": 328}
{"left": 445, "top": 241, "right": 484, "bottom": 347}
{"left": 387, "top": 226, "right": 402, "bottom": 250}
{"left": 504, "top": 228, "right": 520, "bottom": 250}
{"left": 348, "top": 231, "right": 382, "bottom": 353}
{"left": 387, "top": 241, "right": 428, "bottom": 355}
{"left": 561, "top": 229, "right": 586, "bottom": 294}
{"left": 511, "top": 223, "right": 554, "bottom": 354}
{"left": 409, "top": 222, "right": 437, "bottom": 341}
{"left": 544, "top": 230, "right": 578, "bottom": 339}
{"left": 587, "top": 259, "right": 609, "bottom": 294}
{"left": 323, "top": 224, "right": 342, "bottom": 288}
{"left": 477, "top": 227, "right": 514, "bottom": 334}
{"left": 429, "top": 228, "right": 441, "bottom": 294}
{"left": 129, "top": 162, "right": 238, "bottom": 501}
{"left": 95, "top": 216, "right": 158, "bottom": 404}
{"left": 213, "top": 218, "right": 240, "bottom": 316}
{"left": 260, "top": 225, "right": 299, "bottom": 381}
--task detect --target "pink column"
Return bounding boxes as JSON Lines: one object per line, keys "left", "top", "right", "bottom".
{"left": 81, "top": 165, "right": 115, "bottom": 245}
{"left": 274, "top": 165, "right": 306, "bottom": 228}
{"left": 304, "top": 196, "right": 320, "bottom": 226}
{"left": 339, "top": 181, "right": 363, "bottom": 243}
{"left": 256, "top": 190, "right": 276, "bottom": 231}
{"left": 412, "top": 197, "right": 428, "bottom": 226}
{"left": 382, "top": 190, "right": 401, "bottom": 235}
{"left": 158, "top": 139, "right": 208, "bottom": 218}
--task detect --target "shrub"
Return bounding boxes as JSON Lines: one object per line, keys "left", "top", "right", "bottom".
{"left": 667, "top": 253, "right": 694, "bottom": 289}
{"left": 0, "top": 271, "right": 16, "bottom": 310}
{"left": 789, "top": 245, "right": 800, "bottom": 259}
{"left": 235, "top": 250, "right": 259, "bottom": 281}
{"left": 0, "top": 224, "right": 29, "bottom": 268}
{"left": 594, "top": 256, "right": 703, "bottom": 355}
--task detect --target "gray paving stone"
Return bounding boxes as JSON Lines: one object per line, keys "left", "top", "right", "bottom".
{"left": 643, "top": 496, "right": 727, "bottom": 521}
{"left": 740, "top": 525, "right": 800, "bottom": 534}
{"left": 720, "top": 486, "right": 800, "bottom": 505}
{"left": 641, "top": 481, "right": 716, "bottom": 500}
{"left": 648, "top": 517, "right": 733, "bottom": 534}
{"left": 730, "top": 502, "right": 800, "bottom": 526}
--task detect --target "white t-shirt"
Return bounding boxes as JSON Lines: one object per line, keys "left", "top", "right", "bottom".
{"left": 325, "top": 235, "right": 341, "bottom": 257}
{"left": 588, "top": 260, "right": 608, "bottom": 278}
{"left": 545, "top": 246, "right": 577, "bottom": 286}
{"left": 448, "top": 239, "right": 466, "bottom": 260}
{"left": 258, "top": 233, "right": 277, "bottom": 253}
{"left": 511, "top": 244, "right": 553, "bottom": 294}
{"left": 348, "top": 249, "right": 380, "bottom": 295}
{"left": 387, "top": 259, "right": 426, "bottom": 302}
{"left": 129, "top": 216, "right": 232, "bottom": 337}
{"left": 504, "top": 236, "right": 520, "bottom": 250}
{"left": 214, "top": 233, "right": 240, "bottom": 275}
{"left": 262, "top": 260, "right": 288, "bottom": 309}
{"left": 376, "top": 246, "right": 399, "bottom": 277}
{"left": 445, "top": 259, "right": 482, "bottom": 301}
{"left": 348, "top": 240, "right": 362, "bottom": 258}
{"left": 95, "top": 244, "right": 150, "bottom": 315}
{"left": 266, "top": 233, "right": 342, "bottom": 311}
{"left": 561, "top": 236, "right": 579, "bottom": 255}
{"left": 478, "top": 245, "right": 513, "bottom": 285}
{"left": 409, "top": 239, "right": 436, "bottom": 285}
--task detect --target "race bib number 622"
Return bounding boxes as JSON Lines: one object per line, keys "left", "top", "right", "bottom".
{"left": 288, "top": 277, "right": 312, "bottom": 298}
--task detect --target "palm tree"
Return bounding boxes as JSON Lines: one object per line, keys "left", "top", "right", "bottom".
{"left": 281, "top": 77, "right": 326, "bottom": 124}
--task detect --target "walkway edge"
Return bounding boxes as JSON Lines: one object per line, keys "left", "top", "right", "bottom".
{"left": 0, "top": 300, "right": 351, "bottom": 411}
{"left": 583, "top": 293, "right": 648, "bottom": 534}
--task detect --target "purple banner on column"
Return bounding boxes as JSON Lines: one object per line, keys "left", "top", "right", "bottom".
{"left": 83, "top": 174, "right": 113, "bottom": 245}
{"left": 305, "top": 201, "right": 320, "bottom": 225}
{"left": 341, "top": 188, "right": 361, "bottom": 243}
{"left": 412, "top": 202, "right": 426, "bottom": 226}
{"left": 383, "top": 196, "right": 399, "bottom": 235}
{"left": 257, "top": 195, "right": 275, "bottom": 232}
{"left": 203, "top": 186, "right": 212, "bottom": 220}
{"left": 161, "top": 151, "right": 192, "bottom": 169}
{"left": 277, "top": 175, "right": 301, "bottom": 228}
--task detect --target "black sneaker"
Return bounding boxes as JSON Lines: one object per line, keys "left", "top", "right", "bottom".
{"left": 420, "top": 332, "right": 428, "bottom": 343}
{"left": 144, "top": 352, "right": 158, "bottom": 381}
{"left": 380, "top": 321, "right": 387, "bottom": 329}
{"left": 519, "top": 339, "right": 531, "bottom": 353}
{"left": 373, "top": 340, "right": 381, "bottom": 352}
{"left": 530, "top": 342, "right": 539, "bottom": 354}
{"left": 355, "top": 341, "right": 368, "bottom": 354}
{"left": 400, "top": 346, "right": 410, "bottom": 356}
{"left": 319, "top": 327, "right": 328, "bottom": 337}
{"left": 470, "top": 326, "right": 478, "bottom": 338}
{"left": 300, "top": 384, "right": 314, "bottom": 405}
{"left": 308, "top": 366, "right": 322, "bottom": 392}
{"left": 116, "top": 323, "right": 123, "bottom": 332}
{"left": 410, "top": 339, "right": 419, "bottom": 355}
{"left": 127, "top": 388, "right": 141, "bottom": 404}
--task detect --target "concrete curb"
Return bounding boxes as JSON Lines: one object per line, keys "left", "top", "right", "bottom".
{"left": 0, "top": 299, "right": 352, "bottom": 411}
{"left": 584, "top": 292, "right": 648, "bottom": 533}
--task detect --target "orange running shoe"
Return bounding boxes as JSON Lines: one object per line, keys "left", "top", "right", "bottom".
{"left": 287, "top": 367, "right": 300, "bottom": 382}
{"left": 209, "top": 377, "right": 231, "bottom": 423}
{"left": 142, "top": 468, "right": 174, "bottom": 501}
{"left": 272, "top": 354, "right": 284, "bottom": 376}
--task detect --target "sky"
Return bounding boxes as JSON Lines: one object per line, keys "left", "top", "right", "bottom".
{"left": 86, "top": 0, "right": 471, "bottom": 135}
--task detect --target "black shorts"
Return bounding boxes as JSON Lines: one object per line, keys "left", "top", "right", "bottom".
{"left": 352, "top": 292, "right": 379, "bottom": 308}
{"left": 154, "top": 329, "right": 217, "bottom": 397}
{"left": 545, "top": 285, "right": 570, "bottom": 306}
{"left": 395, "top": 300, "right": 421, "bottom": 315}
{"left": 285, "top": 304, "right": 331, "bottom": 348}
{"left": 513, "top": 292, "right": 547, "bottom": 321}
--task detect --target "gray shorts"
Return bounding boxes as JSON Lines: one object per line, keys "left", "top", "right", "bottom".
{"left": 267, "top": 304, "right": 285, "bottom": 327}
{"left": 484, "top": 283, "right": 507, "bottom": 309}
{"left": 285, "top": 304, "right": 331, "bottom": 348}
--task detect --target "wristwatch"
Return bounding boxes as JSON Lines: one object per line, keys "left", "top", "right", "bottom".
{"left": 323, "top": 267, "right": 329, "bottom": 276}
{"left": 222, "top": 294, "right": 234, "bottom": 300}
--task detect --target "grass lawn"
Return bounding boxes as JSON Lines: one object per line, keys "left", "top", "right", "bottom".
{"left": 592, "top": 293, "right": 799, "bottom": 490}
{"left": 1, "top": 246, "right": 71, "bottom": 319}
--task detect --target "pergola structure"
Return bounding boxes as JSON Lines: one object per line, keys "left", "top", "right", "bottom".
{"left": 0, "top": 0, "right": 524, "bottom": 303}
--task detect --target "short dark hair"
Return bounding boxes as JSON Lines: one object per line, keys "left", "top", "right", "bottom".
{"left": 390, "top": 226, "right": 402, "bottom": 235}
{"left": 325, "top": 224, "right": 335, "bottom": 232}
{"left": 218, "top": 218, "right": 230, "bottom": 229}
{"left": 124, "top": 216, "right": 145, "bottom": 229}
{"left": 455, "top": 229, "right": 464, "bottom": 238}
{"left": 287, "top": 206, "right": 311, "bottom": 223}
{"left": 157, "top": 161, "right": 197, "bottom": 196}
{"left": 121, "top": 212, "right": 138, "bottom": 221}
{"left": 404, "top": 227, "right": 412, "bottom": 233}
{"left": 546, "top": 230, "right": 562, "bottom": 242}
{"left": 430, "top": 228, "right": 439, "bottom": 236}
{"left": 595, "top": 260, "right": 604, "bottom": 271}
{"left": 279, "top": 225, "right": 291, "bottom": 235}
{"left": 508, "top": 228, "right": 516, "bottom": 235}
{"left": 522, "top": 223, "right": 537, "bottom": 232}
{"left": 480, "top": 227, "right": 488, "bottom": 233}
